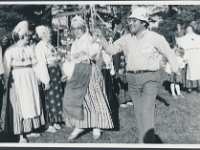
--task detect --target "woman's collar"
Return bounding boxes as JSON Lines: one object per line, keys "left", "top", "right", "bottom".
{"left": 75, "top": 32, "right": 88, "bottom": 42}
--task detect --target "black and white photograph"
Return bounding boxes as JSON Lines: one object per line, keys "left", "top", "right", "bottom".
{"left": 0, "top": 1, "right": 200, "bottom": 148}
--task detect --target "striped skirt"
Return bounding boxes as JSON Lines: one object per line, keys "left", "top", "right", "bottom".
{"left": 65, "top": 65, "right": 114, "bottom": 129}
{"left": 101, "top": 69, "right": 114, "bottom": 103}
{"left": 182, "top": 65, "right": 200, "bottom": 89}
{"left": 4, "top": 70, "right": 45, "bottom": 135}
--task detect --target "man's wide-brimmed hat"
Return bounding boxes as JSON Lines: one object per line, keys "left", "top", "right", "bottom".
{"left": 128, "top": 7, "right": 150, "bottom": 24}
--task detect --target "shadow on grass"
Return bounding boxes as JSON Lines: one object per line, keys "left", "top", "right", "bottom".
{"left": 0, "top": 131, "right": 19, "bottom": 142}
{"left": 156, "top": 95, "right": 170, "bottom": 107}
{"left": 162, "top": 80, "right": 171, "bottom": 94}
{"left": 144, "top": 129, "right": 163, "bottom": 143}
{"left": 0, "top": 125, "right": 46, "bottom": 143}
{"left": 155, "top": 134, "right": 163, "bottom": 143}
{"left": 162, "top": 80, "right": 188, "bottom": 93}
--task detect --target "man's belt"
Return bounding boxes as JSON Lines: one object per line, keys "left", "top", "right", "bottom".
{"left": 127, "top": 70, "right": 158, "bottom": 74}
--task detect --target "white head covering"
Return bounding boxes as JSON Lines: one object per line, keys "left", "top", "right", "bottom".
{"left": 35, "top": 25, "right": 49, "bottom": 39}
{"left": 12, "top": 21, "right": 29, "bottom": 39}
{"left": 128, "top": 7, "right": 149, "bottom": 24}
{"left": 71, "top": 15, "right": 87, "bottom": 28}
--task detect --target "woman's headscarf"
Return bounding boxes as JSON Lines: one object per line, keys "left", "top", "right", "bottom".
{"left": 71, "top": 15, "right": 87, "bottom": 28}
{"left": 35, "top": 25, "right": 50, "bottom": 39}
{"left": 12, "top": 21, "right": 29, "bottom": 40}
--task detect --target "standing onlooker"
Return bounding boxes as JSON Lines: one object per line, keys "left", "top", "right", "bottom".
{"left": 3, "top": 21, "right": 45, "bottom": 142}
{"left": 165, "top": 47, "right": 186, "bottom": 99}
{"left": 35, "top": 25, "right": 63, "bottom": 133}
{"left": 0, "top": 46, "right": 4, "bottom": 131}
{"left": 94, "top": 7, "right": 178, "bottom": 143}
{"left": 177, "top": 23, "right": 200, "bottom": 93}
{"left": 1, "top": 36, "right": 10, "bottom": 56}
{"left": 112, "top": 19, "right": 132, "bottom": 108}
{"left": 60, "top": 28, "right": 74, "bottom": 49}
{"left": 62, "top": 15, "right": 113, "bottom": 141}
{"left": 174, "top": 23, "right": 185, "bottom": 46}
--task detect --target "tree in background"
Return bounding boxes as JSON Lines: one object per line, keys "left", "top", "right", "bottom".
{"left": 0, "top": 5, "right": 52, "bottom": 46}
{"left": 151, "top": 5, "right": 200, "bottom": 47}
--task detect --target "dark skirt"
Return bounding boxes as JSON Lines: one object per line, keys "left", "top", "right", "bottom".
{"left": 101, "top": 68, "right": 119, "bottom": 130}
{"left": 113, "top": 73, "right": 131, "bottom": 104}
{"left": 101, "top": 69, "right": 114, "bottom": 102}
{"left": 43, "top": 65, "right": 63, "bottom": 125}
{"left": 62, "top": 63, "right": 92, "bottom": 120}
{"left": 170, "top": 69, "right": 184, "bottom": 83}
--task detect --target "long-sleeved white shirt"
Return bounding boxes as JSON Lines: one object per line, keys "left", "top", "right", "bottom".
{"left": 106, "top": 30, "right": 178, "bottom": 73}
{"left": 34, "top": 41, "right": 60, "bottom": 85}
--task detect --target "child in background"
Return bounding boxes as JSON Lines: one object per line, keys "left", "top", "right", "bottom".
{"left": 165, "top": 47, "right": 186, "bottom": 99}
{"left": 60, "top": 28, "right": 74, "bottom": 51}
{"left": 59, "top": 28, "right": 75, "bottom": 82}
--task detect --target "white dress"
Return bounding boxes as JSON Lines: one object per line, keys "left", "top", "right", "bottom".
{"left": 3, "top": 44, "right": 44, "bottom": 134}
{"left": 178, "top": 33, "right": 200, "bottom": 81}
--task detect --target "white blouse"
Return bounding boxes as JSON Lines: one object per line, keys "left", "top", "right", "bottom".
{"left": 3, "top": 44, "right": 37, "bottom": 78}
{"left": 71, "top": 33, "right": 102, "bottom": 64}
{"left": 34, "top": 41, "right": 60, "bottom": 85}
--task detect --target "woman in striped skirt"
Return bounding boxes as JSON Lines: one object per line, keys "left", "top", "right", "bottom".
{"left": 3, "top": 21, "right": 45, "bottom": 143}
{"left": 62, "top": 15, "right": 114, "bottom": 141}
{"left": 34, "top": 25, "right": 63, "bottom": 133}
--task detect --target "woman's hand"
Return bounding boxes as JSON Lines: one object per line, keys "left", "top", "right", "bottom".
{"left": 93, "top": 28, "right": 103, "bottom": 39}
{"left": 44, "top": 83, "right": 51, "bottom": 90}
{"left": 92, "top": 29, "right": 105, "bottom": 45}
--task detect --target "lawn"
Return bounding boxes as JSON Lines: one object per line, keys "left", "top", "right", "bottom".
{"left": 1, "top": 69, "right": 200, "bottom": 144}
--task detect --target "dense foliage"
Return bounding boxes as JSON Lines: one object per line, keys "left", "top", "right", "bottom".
{"left": 0, "top": 5, "right": 51, "bottom": 44}
{"left": 151, "top": 5, "right": 200, "bottom": 47}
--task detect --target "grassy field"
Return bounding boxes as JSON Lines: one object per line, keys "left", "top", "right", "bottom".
{"left": 1, "top": 70, "right": 200, "bottom": 144}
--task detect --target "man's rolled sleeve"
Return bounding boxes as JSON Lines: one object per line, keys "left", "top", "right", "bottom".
{"left": 157, "top": 36, "right": 179, "bottom": 73}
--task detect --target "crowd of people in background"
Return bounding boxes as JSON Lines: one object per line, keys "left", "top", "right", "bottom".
{"left": 165, "top": 22, "right": 200, "bottom": 99}
{"left": 0, "top": 6, "right": 200, "bottom": 144}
